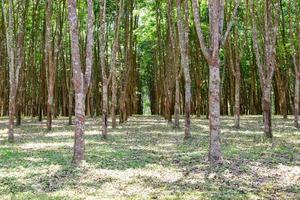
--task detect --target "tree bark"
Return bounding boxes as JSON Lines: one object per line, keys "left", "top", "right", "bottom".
{"left": 46, "top": 0, "right": 55, "bottom": 131}
{"left": 110, "top": 0, "right": 123, "bottom": 129}
{"left": 234, "top": 68, "right": 241, "bottom": 128}
{"left": 68, "top": 0, "right": 94, "bottom": 165}
{"left": 174, "top": 74, "right": 180, "bottom": 129}
{"left": 99, "top": 0, "right": 108, "bottom": 137}
{"left": 2, "top": 0, "right": 27, "bottom": 142}
{"left": 209, "top": 60, "right": 222, "bottom": 162}
{"left": 250, "top": 0, "right": 279, "bottom": 138}
{"left": 192, "top": 0, "right": 239, "bottom": 163}
{"left": 177, "top": 0, "right": 191, "bottom": 139}
{"left": 289, "top": 0, "right": 300, "bottom": 128}
{"left": 262, "top": 86, "right": 272, "bottom": 138}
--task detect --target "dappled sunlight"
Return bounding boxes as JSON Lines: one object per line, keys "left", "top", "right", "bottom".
{"left": 0, "top": 164, "right": 61, "bottom": 179}
{"left": 0, "top": 128, "right": 7, "bottom": 135}
{"left": 0, "top": 116, "right": 299, "bottom": 199}
{"left": 249, "top": 162, "right": 300, "bottom": 188}
{"left": 276, "top": 164, "right": 300, "bottom": 186}
{"left": 20, "top": 142, "right": 73, "bottom": 150}
{"left": 43, "top": 131, "right": 73, "bottom": 138}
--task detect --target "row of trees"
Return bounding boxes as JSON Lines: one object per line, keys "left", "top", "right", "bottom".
{"left": 0, "top": 0, "right": 299, "bottom": 165}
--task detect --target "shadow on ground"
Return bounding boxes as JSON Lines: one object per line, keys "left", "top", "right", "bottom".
{"left": 0, "top": 115, "right": 299, "bottom": 199}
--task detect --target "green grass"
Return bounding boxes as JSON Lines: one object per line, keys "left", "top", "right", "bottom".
{"left": 0, "top": 115, "right": 299, "bottom": 199}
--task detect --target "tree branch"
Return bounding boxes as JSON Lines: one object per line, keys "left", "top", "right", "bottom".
{"left": 220, "top": 0, "right": 240, "bottom": 47}
{"left": 250, "top": 0, "right": 265, "bottom": 87}
{"left": 192, "top": 0, "right": 211, "bottom": 62}
{"left": 84, "top": 0, "right": 94, "bottom": 94}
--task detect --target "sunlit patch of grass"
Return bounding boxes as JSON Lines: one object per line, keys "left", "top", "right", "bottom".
{"left": 0, "top": 115, "right": 299, "bottom": 199}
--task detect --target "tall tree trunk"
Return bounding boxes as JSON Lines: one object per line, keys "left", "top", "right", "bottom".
{"left": 68, "top": 73, "right": 73, "bottom": 125}
{"left": 177, "top": 0, "right": 191, "bottom": 140}
{"left": 3, "top": 0, "right": 16, "bottom": 141}
{"left": 250, "top": 0, "right": 279, "bottom": 138}
{"left": 99, "top": 0, "right": 108, "bottom": 137}
{"left": 192, "top": 0, "right": 239, "bottom": 163}
{"left": 209, "top": 60, "right": 222, "bottom": 162}
{"left": 111, "top": 0, "right": 123, "bottom": 129}
{"left": 234, "top": 68, "right": 241, "bottom": 128}
{"left": 2, "top": 0, "right": 27, "bottom": 142}
{"left": 46, "top": 0, "right": 55, "bottom": 131}
{"left": 174, "top": 75, "right": 180, "bottom": 129}
{"left": 68, "top": 0, "right": 94, "bottom": 165}
{"left": 262, "top": 86, "right": 272, "bottom": 138}
{"left": 228, "top": 27, "right": 241, "bottom": 128}
{"left": 289, "top": 0, "right": 300, "bottom": 128}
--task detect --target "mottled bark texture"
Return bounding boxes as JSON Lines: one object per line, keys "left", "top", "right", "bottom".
{"left": 111, "top": 0, "right": 123, "bottom": 129}
{"left": 250, "top": 0, "right": 279, "bottom": 138}
{"left": 289, "top": 0, "right": 300, "bottom": 128}
{"left": 2, "top": 0, "right": 27, "bottom": 142}
{"left": 174, "top": 75, "right": 181, "bottom": 129}
{"left": 68, "top": 0, "right": 94, "bottom": 165}
{"left": 192, "top": 0, "right": 239, "bottom": 164}
{"left": 177, "top": 0, "right": 191, "bottom": 139}
{"left": 99, "top": 0, "right": 108, "bottom": 137}
{"left": 228, "top": 28, "right": 241, "bottom": 129}
{"left": 168, "top": 0, "right": 180, "bottom": 129}
{"left": 45, "top": 0, "right": 56, "bottom": 131}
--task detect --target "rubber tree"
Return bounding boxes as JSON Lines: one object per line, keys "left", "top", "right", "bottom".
{"left": 177, "top": 0, "right": 191, "bottom": 139}
{"left": 1, "top": 0, "right": 28, "bottom": 142}
{"left": 192, "top": 0, "right": 239, "bottom": 163}
{"left": 67, "top": 0, "right": 94, "bottom": 164}
{"left": 250, "top": 0, "right": 279, "bottom": 138}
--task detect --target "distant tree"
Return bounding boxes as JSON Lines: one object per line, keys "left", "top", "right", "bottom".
{"left": 111, "top": 0, "right": 124, "bottom": 129}
{"left": 250, "top": 0, "right": 279, "bottom": 138}
{"left": 100, "top": 0, "right": 123, "bottom": 137}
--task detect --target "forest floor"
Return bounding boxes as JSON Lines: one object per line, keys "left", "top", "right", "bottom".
{"left": 0, "top": 115, "right": 299, "bottom": 200}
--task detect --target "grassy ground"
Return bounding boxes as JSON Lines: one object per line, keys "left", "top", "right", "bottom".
{"left": 0, "top": 115, "right": 299, "bottom": 200}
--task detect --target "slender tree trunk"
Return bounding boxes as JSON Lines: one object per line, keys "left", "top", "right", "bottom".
{"left": 289, "top": 0, "right": 300, "bottom": 128}
{"left": 234, "top": 69, "right": 241, "bottom": 128}
{"left": 111, "top": 76, "right": 117, "bottom": 128}
{"left": 46, "top": 0, "right": 55, "bottom": 131}
{"left": 3, "top": 0, "right": 15, "bottom": 141}
{"left": 68, "top": 77, "right": 73, "bottom": 125}
{"left": 68, "top": 0, "right": 94, "bottom": 165}
{"left": 192, "top": 0, "right": 239, "bottom": 163}
{"left": 174, "top": 75, "right": 180, "bottom": 129}
{"left": 208, "top": 61, "right": 222, "bottom": 162}
{"left": 262, "top": 86, "right": 272, "bottom": 138}
{"left": 2, "top": 0, "right": 27, "bottom": 142}
{"left": 8, "top": 96, "right": 16, "bottom": 141}
{"left": 111, "top": 0, "right": 123, "bottom": 129}
{"left": 102, "top": 83, "right": 108, "bottom": 138}
{"left": 177, "top": 0, "right": 191, "bottom": 139}
{"left": 251, "top": 0, "right": 278, "bottom": 138}
{"left": 294, "top": 74, "right": 300, "bottom": 128}
{"left": 99, "top": 0, "right": 109, "bottom": 137}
